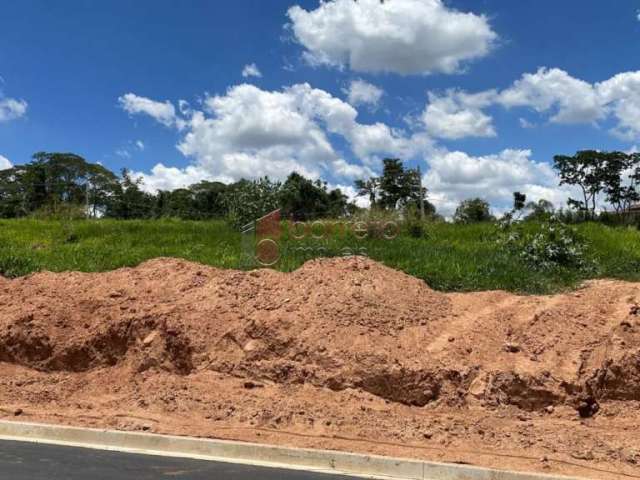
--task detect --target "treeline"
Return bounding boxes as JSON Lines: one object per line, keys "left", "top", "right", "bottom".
{"left": 555, "top": 150, "right": 640, "bottom": 220}
{"left": 2, "top": 149, "right": 639, "bottom": 227}
{"left": 0, "top": 152, "right": 355, "bottom": 226}
{"left": 0, "top": 152, "right": 436, "bottom": 227}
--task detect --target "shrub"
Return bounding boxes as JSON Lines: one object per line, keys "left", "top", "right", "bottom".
{"left": 500, "top": 216, "right": 589, "bottom": 271}
{"left": 224, "top": 178, "right": 281, "bottom": 229}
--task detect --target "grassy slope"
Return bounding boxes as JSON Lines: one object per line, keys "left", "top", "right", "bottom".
{"left": 1, "top": 218, "right": 640, "bottom": 294}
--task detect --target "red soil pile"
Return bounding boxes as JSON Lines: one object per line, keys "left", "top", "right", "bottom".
{"left": 1, "top": 257, "right": 639, "bottom": 479}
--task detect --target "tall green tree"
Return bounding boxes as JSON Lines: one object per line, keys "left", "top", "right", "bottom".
{"left": 453, "top": 198, "right": 493, "bottom": 224}
{"left": 354, "top": 178, "right": 379, "bottom": 208}
{"left": 189, "top": 181, "right": 228, "bottom": 218}
{"left": 278, "top": 172, "right": 350, "bottom": 220}
{"left": 0, "top": 166, "right": 30, "bottom": 217}
{"left": 326, "top": 187, "right": 350, "bottom": 217}
{"left": 0, "top": 152, "right": 118, "bottom": 217}
{"left": 554, "top": 150, "right": 609, "bottom": 219}
{"left": 554, "top": 150, "right": 640, "bottom": 219}
{"left": 513, "top": 192, "right": 527, "bottom": 211}
{"left": 355, "top": 158, "right": 430, "bottom": 212}
{"left": 280, "top": 172, "right": 327, "bottom": 220}
{"left": 524, "top": 199, "right": 555, "bottom": 221}
{"left": 601, "top": 151, "right": 640, "bottom": 216}
{"left": 378, "top": 158, "right": 406, "bottom": 209}
{"left": 104, "top": 169, "right": 155, "bottom": 219}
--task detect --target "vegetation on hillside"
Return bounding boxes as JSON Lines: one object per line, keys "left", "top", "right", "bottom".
{"left": 2, "top": 149, "right": 640, "bottom": 294}
{"left": 0, "top": 152, "right": 354, "bottom": 224}
{"left": 2, "top": 150, "right": 640, "bottom": 226}
{"left": 2, "top": 217, "right": 640, "bottom": 294}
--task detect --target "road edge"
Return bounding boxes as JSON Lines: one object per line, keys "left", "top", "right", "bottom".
{"left": 0, "top": 420, "right": 585, "bottom": 480}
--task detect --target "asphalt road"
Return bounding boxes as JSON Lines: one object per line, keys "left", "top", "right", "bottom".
{"left": 0, "top": 439, "right": 360, "bottom": 480}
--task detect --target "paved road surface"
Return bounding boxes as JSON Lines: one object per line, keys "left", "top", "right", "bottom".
{"left": 0, "top": 439, "right": 360, "bottom": 480}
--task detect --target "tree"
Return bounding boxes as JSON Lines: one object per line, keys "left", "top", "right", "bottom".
{"left": 190, "top": 181, "right": 228, "bottom": 218}
{"left": 513, "top": 192, "right": 527, "bottom": 211}
{"left": 280, "top": 172, "right": 328, "bottom": 220}
{"left": 355, "top": 158, "right": 431, "bottom": 213}
{"left": 85, "top": 163, "right": 119, "bottom": 217}
{"left": 524, "top": 199, "right": 555, "bottom": 221}
{"left": 223, "top": 177, "right": 282, "bottom": 229}
{"left": 354, "top": 178, "right": 379, "bottom": 208}
{"left": 554, "top": 150, "right": 609, "bottom": 220}
{"left": 326, "top": 188, "right": 350, "bottom": 218}
{"left": 378, "top": 158, "right": 406, "bottom": 209}
{"left": 31, "top": 152, "right": 97, "bottom": 209}
{"left": 453, "top": 198, "right": 493, "bottom": 224}
{"left": 157, "top": 188, "right": 197, "bottom": 219}
{"left": 554, "top": 150, "right": 640, "bottom": 220}
{"left": 401, "top": 166, "right": 431, "bottom": 213}
{"left": 104, "top": 169, "right": 155, "bottom": 219}
{"left": 0, "top": 152, "right": 118, "bottom": 217}
{"left": 277, "top": 172, "right": 351, "bottom": 220}
{"left": 0, "top": 153, "right": 361, "bottom": 224}
{"left": 601, "top": 151, "right": 640, "bottom": 216}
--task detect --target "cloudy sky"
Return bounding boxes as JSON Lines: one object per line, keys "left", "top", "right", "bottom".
{"left": 1, "top": 0, "right": 640, "bottom": 216}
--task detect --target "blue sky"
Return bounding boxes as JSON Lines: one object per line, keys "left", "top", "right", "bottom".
{"left": 1, "top": 0, "right": 640, "bottom": 215}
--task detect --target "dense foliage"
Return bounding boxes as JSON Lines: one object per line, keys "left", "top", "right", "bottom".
{"left": 453, "top": 198, "right": 494, "bottom": 224}
{"left": 499, "top": 216, "right": 589, "bottom": 271}
{"left": 354, "top": 158, "right": 435, "bottom": 214}
{"left": 0, "top": 152, "right": 352, "bottom": 226}
{"left": 554, "top": 150, "right": 640, "bottom": 220}
{"left": 3, "top": 149, "right": 640, "bottom": 232}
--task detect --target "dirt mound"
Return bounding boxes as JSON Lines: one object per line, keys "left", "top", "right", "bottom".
{"left": 1, "top": 257, "right": 640, "bottom": 479}
{"left": 0, "top": 257, "right": 453, "bottom": 399}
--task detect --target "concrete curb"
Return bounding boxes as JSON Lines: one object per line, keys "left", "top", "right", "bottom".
{"left": 0, "top": 420, "right": 586, "bottom": 480}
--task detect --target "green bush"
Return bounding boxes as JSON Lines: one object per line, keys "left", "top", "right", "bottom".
{"left": 500, "top": 216, "right": 589, "bottom": 271}
{"left": 224, "top": 178, "right": 281, "bottom": 229}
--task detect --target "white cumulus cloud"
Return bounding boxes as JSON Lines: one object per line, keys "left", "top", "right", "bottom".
{"left": 348, "top": 122, "right": 433, "bottom": 163}
{"left": 118, "top": 93, "right": 179, "bottom": 127}
{"left": 498, "top": 67, "right": 603, "bottom": 124}
{"left": 287, "top": 0, "right": 497, "bottom": 75}
{"left": 424, "top": 149, "right": 572, "bottom": 217}
{"left": 500, "top": 68, "right": 640, "bottom": 141}
{"left": 119, "top": 83, "right": 430, "bottom": 191}
{"left": 423, "top": 89, "right": 496, "bottom": 139}
{"left": 328, "top": 183, "right": 370, "bottom": 208}
{"left": 345, "top": 79, "right": 384, "bottom": 107}
{"left": 0, "top": 155, "right": 12, "bottom": 170}
{"left": 242, "top": 63, "right": 262, "bottom": 78}
{"left": 119, "top": 82, "right": 593, "bottom": 216}
{"left": 0, "top": 97, "right": 28, "bottom": 122}
{"left": 130, "top": 164, "right": 220, "bottom": 193}
{"left": 426, "top": 67, "right": 640, "bottom": 142}
{"left": 596, "top": 71, "right": 640, "bottom": 140}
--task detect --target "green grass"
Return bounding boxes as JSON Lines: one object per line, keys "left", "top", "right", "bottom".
{"left": 0, "top": 218, "right": 242, "bottom": 277}
{"left": 2, "top": 217, "right": 640, "bottom": 294}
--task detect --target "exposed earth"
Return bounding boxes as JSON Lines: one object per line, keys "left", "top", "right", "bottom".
{"left": 1, "top": 257, "right": 639, "bottom": 479}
